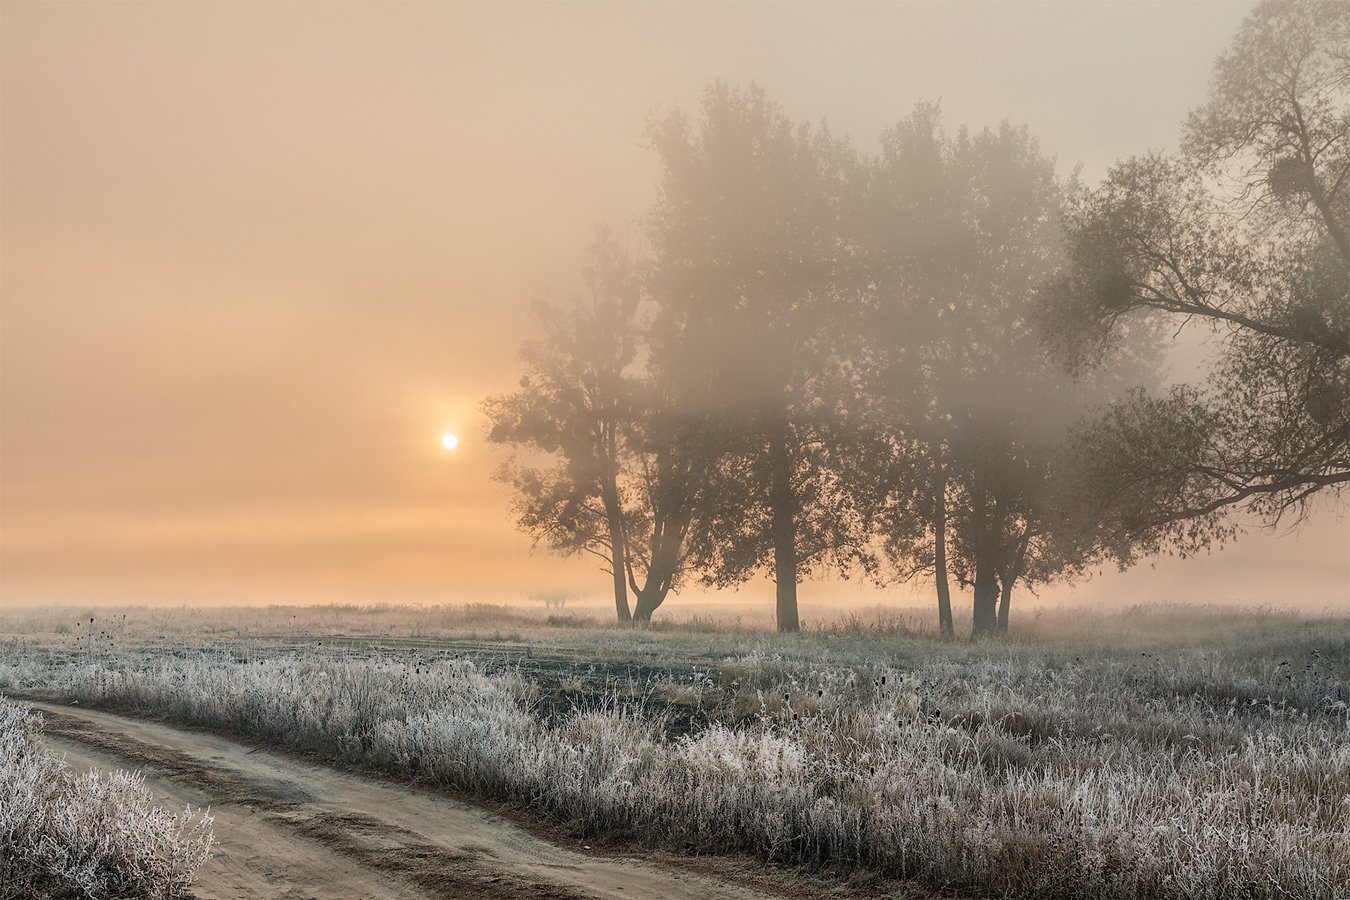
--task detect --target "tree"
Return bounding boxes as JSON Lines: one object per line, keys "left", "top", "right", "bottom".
{"left": 856, "top": 110, "right": 1159, "bottom": 638}
{"left": 486, "top": 233, "right": 713, "bottom": 624}
{"left": 620, "top": 377, "right": 719, "bottom": 622}
{"left": 646, "top": 82, "right": 867, "bottom": 632}
{"left": 1046, "top": 0, "right": 1349, "bottom": 556}
{"left": 484, "top": 234, "right": 643, "bottom": 623}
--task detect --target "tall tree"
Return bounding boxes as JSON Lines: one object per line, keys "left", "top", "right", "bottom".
{"left": 857, "top": 111, "right": 1158, "bottom": 638}
{"left": 1046, "top": 0, "right": 1349, "bottom": 556}
{"left": 484, "top": 234, "right": 643, "bottom": 623}
{"left": 647, "top": 82, "right": 866, "bottom": 632}
{"left": 849, "top": 105, "right": 969, "bottom": 636}
{"left": 486, "top": 234, "right": 713, "bottom": 624}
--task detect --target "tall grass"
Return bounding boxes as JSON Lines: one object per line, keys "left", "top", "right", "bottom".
{"left": 0, "top": 698, "right": 213, "bottom": 900}
{"left": 6, "top": 628, "right": 1345, "bottom": 900}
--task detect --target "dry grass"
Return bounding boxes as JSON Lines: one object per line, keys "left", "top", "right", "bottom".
{"left": 0, "top": 698, "right": 214, "bottom": 900}
{"left": 1, "top": 602, "right": 1346, "bottom": 900}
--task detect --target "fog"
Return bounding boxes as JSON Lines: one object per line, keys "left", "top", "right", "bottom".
{"left": 2, "top": 1, "right": 1345, "bottom": 612}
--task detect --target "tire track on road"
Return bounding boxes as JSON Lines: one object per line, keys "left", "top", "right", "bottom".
{"left": 32, "top": 701, "right": 778, "bottom": 900}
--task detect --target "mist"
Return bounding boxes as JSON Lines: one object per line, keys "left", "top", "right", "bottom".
{"left": 1, "top": 0, "right": 1345, "bottom": 615}
{"left": 3, "top": 5, "right": 1349, "bottom": 898}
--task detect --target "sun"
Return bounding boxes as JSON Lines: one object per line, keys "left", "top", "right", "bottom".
{"left": 441, "top": 433, "right": 459, "bottom": 451}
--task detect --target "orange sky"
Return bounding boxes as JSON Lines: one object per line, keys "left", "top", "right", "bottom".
{"left": 1, "top": 1, "right": 1346, "bottom": 613}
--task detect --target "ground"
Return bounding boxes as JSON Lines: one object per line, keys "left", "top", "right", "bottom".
{"left": 1, "top": 601, "right": 1346, "bottom": 900}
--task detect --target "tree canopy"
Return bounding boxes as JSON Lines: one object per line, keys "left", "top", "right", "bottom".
{"left": 1046, "top": 0, "right": 1348, "bottom": 559}
{"left": 646, "top": 82, "right": 868, "bottom": 632}
{"left": 856, "top": 111, "right": 1162, "bottom": 637}
{"left": 485, "top": 1, "right": 1346, "bottom": 634}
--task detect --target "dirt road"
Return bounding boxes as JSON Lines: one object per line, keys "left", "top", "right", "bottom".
{"left": 29, "top": 701, "right": 780, "bottom": 900}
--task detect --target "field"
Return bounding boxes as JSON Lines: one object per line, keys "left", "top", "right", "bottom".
{"left": 1, "top": 601, "right": 1347, "bottom": 900}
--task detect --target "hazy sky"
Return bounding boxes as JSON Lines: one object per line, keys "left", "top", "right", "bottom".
{"left": 2, "top": 1, "right": 1346, "bottom": 612}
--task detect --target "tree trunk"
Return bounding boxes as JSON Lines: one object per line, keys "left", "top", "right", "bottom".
{"left": 632, "top": 588, "right": 668, "bottom": 623}
{"left": 630, "top": 558, "right": 670, "bottom": 624}
{"left": 971, "top": 552, "right": 999, "bottom": 639}
{"left": 602, "top": 481, "right": 632, "bottom": 623}
{"left": 995, "top": 574, "right": 1013, "bottom": 637}
{"left": 608, "top": 531, "right": 632, "bottom": 622}
{"left": 995, "top": 531, "right": 1030, "bottom": 638}
{"left": 629, "top": 507, "right": 689, "bottom": 624}
{"left": 932, "top": 446, "right": 954, "bottom": 638}
{"left": 934, "top": 529, "right": 954, "bottom": 638}
{"left": 767, "top": 418, "right": 800, "bottom": 633}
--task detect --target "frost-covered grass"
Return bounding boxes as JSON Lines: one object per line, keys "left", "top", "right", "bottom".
{"left": 1, "top": 603, "right": 1347, "bottom": 900}
{"left": 0, "top": 698, "right": 213, "bottom": 900}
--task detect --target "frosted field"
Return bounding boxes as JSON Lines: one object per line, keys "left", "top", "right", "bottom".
{"left": 2, "top": 602, "right": 1347, "bottom": 900}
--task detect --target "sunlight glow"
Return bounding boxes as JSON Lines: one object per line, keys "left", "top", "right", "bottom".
{"left": 441, "top": 433, "right": 459, "bottom": 451}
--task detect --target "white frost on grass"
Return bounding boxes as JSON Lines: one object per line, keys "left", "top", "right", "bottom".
{"left": 5, "top": 643, "right": 1343, "bottom": 900}
{"left": 0, "top": 698, "right": 213, "bottom": 900}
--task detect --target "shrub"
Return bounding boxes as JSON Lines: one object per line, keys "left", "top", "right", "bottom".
{"left": 0, "top": 697, "right": 213, "bottom": 900}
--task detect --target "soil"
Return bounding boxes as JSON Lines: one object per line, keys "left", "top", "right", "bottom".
{"left": 31, "top": 701, "right": 784, "bottom": 900}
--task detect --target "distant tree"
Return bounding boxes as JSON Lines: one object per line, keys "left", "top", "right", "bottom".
{"left": 485, "top": 233, "right": 713, "bottom": 624}
{"left": 484, "top": 234, "right": 643, "bottom": 622}
{"left": 1046, "top": 0, "right": 1349, "bottom": 559}
{"left": 856, "top": 110, "right": 1159, "bottom": 638}
{"left": 849, "top": 104, "right": 968, "bottom": 636}
{"left": 646, "top": 82, "right": 868, "bottom": 632}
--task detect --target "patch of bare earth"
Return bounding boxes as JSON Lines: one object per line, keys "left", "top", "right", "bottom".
{"left": 30, "top": 701, "right": 785, "bottom": 900}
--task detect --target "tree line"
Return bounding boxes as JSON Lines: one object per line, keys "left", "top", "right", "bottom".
{"left": 485, "top": 0, "right": 1348, "bottom": 637}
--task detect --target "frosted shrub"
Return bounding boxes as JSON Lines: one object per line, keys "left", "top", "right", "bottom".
{"left": 0, "top": 698, "right": 213, "bottom": 899}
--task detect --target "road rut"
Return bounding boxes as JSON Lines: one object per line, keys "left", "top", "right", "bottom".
{"left": 29, "top": 701, "right": 780, "bottom": 900}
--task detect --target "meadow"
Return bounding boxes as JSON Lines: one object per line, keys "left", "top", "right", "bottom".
{"left": 1, "top": 601, "right": 1347, "bottom": 900}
